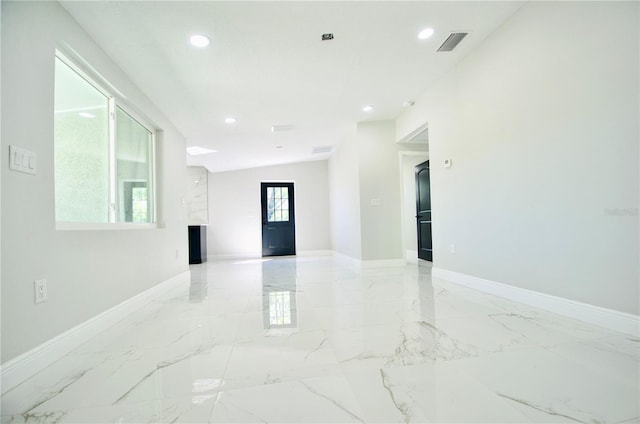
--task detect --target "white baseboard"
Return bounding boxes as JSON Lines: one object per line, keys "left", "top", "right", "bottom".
{"left": 331, "top": 251, "right": 361, "bottom": 267}
{"left": 297, "top": 250, "right": 334, "bottom": 257}
{"left": 405, "top": 250, "right": 418, "bottom": 264}
{"left": 332, "top": 251, "right": 406, "bottom": 268}
{"left": 0, "top": 270, "right": 191, "bottom": 394}
{"left": 208, "top": 250, "right": 334, "bottom": 262}
{"left": 208, "top": 253, "right": 260, "bottom": 262}
{"left": 361, "top": 259, "right": 406, "bottom": 268}
{"left": 432, "top": 267, "right": 640, "bottom": 336}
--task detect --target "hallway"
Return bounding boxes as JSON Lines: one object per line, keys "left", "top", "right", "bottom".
{"left": 1, "top": 256, "right": 638, "bottom": 423}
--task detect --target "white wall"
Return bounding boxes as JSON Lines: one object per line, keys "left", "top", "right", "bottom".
{"left": 357, "top": 121, "right": 406, "bottom": 261}
{"left": 207, "top": 160, "right": 331, "bottom": 258}
{"left": 328, "top": 121, "right": 428, "bottom": 262}
{"left": 396, "top": 1, "right": 639, "bottom": 315}
{"left": 1, "top": 1, "right": 189, "bottom": 362}
{"left": 328, "top": 126, "right": 362, "bottom": 260}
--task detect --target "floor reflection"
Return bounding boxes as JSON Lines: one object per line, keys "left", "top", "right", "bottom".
{"left": 262, "top": 259, "right": 298, "bottom": 330}
{"left": 189, "top": 263, "right": 209, "bottom": 303}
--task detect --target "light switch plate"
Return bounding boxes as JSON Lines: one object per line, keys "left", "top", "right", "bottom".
{"left": 9, "top": 145, "right": 37, "bottom": 175}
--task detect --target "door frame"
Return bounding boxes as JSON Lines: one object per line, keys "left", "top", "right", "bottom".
{"left": 260, "top": 182, "right": 297, "bottom": 257}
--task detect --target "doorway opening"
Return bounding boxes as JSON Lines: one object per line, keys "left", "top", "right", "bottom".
{"left": 399, "top": 122, "right": 430, "bottom": 263}
{"left": 260, "top": 182, "right": 296, "bottom": 257}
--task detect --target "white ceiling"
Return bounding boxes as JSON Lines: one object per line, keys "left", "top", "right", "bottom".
{"left": 60, "top": 1, "right": 523, "bottom": 173}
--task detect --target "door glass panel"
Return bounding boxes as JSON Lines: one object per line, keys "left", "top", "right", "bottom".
{"left": 266, "top": 186, "right": 289, "bottom": 222}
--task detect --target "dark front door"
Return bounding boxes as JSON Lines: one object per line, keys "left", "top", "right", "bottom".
{"left": 261, "top": 182, "right": 296, "bottom": 257}
{"left": 415, "top": 161, "right": 432, "bottom": 261}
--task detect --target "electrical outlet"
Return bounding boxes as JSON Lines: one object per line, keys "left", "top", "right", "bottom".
{"left": 450, "top": 243, "right": 456, "bottom": 254}
{"left": 34, "top": 279, "right": 47, "bottom": 303}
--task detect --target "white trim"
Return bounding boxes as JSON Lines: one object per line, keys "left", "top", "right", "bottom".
{"left": 208, "top": 250, "right": 334, "bottom": 262}
{"left": 396, "top": 122, "right": 429, "bottom": 144}
{"left": 405, "top": 250, "right": 419, "bottom": 264}
{"left": 0, "top": 270, "right": 191, "bottom": 394}
{"left": 208, "top": 251, "right": 405, "bottom": 268}
{"left": 432, "top": 267, "right": 640, "bottom": 336}
{"left": 297, "top": 250, "right": 334, "bottom": 257}
{"left": 361, "top": 259, "right": 406, "bottom": 268}
{"left": 332, "top": 251, "right": 362, "bottom": 268}
{"left": 208, "top": 253, "right": 261, "bottom": 262}
{"left": 332, "top": 251, "right": 406, "bottom": 268}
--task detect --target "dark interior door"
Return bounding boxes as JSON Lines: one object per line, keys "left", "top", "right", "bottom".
{"left": 261, "top": 182, "right": 296, "bottom": 257}
{"left": 416, "top": 161, "right": 432, "bottom": 261}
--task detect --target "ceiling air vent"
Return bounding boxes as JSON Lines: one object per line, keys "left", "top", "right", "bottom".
{"left": 312, "top": 145, "right": 334, "bottom": 155}
{"left": 437, "top": 32, "right": 468, "bottom": 52}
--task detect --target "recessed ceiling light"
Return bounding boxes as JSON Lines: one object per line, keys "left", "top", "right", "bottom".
{"left": 276, "top": 145, "right": 284, "bottom": 149}
{"left": 418, "top": 28, "right": 435, "bottom": 40}
{"left": 78, "top": 112, "right": 95, "bottom": 118}
{"left": 186, "top": 146, "right": 217, "bottom": 156}
{"left": 362, "top": 105, "right": 374, "bottom": 112}
{"left": 225, "top": 117, "right": 236, "bottom": 124}
{"left": 190, "top": 34, "right": 210, "bottom": 48}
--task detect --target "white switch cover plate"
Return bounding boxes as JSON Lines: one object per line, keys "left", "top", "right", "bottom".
{"left": 444, "top": 159, "right": 452, "bottom": 168}
{"left": 34, "top": 279, "right": 47, "bottom": 304}
{"left": 9, "top": 145, "right": 37, "bottom": 175}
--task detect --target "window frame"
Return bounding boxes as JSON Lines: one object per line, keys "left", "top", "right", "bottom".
{"left": 54, "top": 51, "right": 158, "bottom": 230}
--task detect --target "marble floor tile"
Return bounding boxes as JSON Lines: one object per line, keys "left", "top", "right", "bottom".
{"left": 210, "top": 376, "right": 365, "bottom": 423}
{"left": 455, "top": 348, "right": 640, "bottom": 423}
{"left": 1, "top": 256, "right": 638, "bottom": 423}
{"left": 378, "top": 361, "right": 530, "bottom": 423}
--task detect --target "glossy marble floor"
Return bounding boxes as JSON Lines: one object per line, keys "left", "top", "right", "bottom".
{"left": 2, "top": 255, "right": 639, "bottom": 423}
